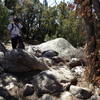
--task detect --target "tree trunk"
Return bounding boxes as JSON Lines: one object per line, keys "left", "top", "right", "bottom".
{"left": 84, "top": 0, "right": 100, "bottom": 85}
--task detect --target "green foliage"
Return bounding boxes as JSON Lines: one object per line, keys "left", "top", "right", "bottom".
{"left": 0, "top": 3, "right": 9, "bottom": 41}
{"left": 15, "top": 1, "right": 85, "bottom": 46}
{"left": 56, "top": 11, "right": 85, "bottom": 47}
{"left": 32, "top": 0, "right": 39, "bottom": 3}
{"left": 5, "top": 0, "right": 18, "bottom": 10}
{"left": 44, "top": 3, "right": 85, "bottom": 47}
{"left": 1, "top": 0, "right": 85, "bottom": 47}
{"left": 15, "top": 0, "right": 44, "bottom": 43}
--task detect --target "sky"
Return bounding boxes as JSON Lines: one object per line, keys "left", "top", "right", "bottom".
{"left": 40, "top": 0, "right": 74, "bottom": 6}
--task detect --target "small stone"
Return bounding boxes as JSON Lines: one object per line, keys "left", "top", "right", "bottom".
{"left": 70, "top": 85, "right": 93, "bottom": 99}
{"left": 23, "top": 84, "right": 34, "bottom": 96}
{"left": 0, "top": 96, "right": 5, "bottom": 100}
{"left": 5, "top": 82, "right": 15, "bottom": 90}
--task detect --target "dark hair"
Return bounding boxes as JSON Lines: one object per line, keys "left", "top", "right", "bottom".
{"left": 13, "top": 18, "right": 20, "bottom": 22}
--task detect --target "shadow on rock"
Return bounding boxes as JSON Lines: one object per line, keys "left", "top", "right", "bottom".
{"left": 0, "top": 87, "right": 18, "bottom": 100}
{"left": 32, "top": 72, "right": 64, "bottom": 98}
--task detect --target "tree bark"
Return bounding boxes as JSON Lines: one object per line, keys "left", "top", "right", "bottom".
{"left": 84, "top": 0, "right": 100, "bottom": 85}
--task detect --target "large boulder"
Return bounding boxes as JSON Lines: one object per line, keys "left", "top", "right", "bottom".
{"left": 2, "top": 49, "right": 49, "bottom": 72}
{"left": 27, "top": 38, "right": 77, "bottom": 59}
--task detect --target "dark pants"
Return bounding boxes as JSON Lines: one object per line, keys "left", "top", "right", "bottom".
{"left": 11, "top": 36, "right": 25, "bottom": 49}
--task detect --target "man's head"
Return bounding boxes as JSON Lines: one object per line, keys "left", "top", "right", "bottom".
{"left": 13, "top": 18, "right": 20, "bottom": 23}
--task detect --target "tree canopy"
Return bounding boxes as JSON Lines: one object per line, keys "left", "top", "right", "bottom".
{"left": 1, "top": 0, "right": 85, "bottom": 47}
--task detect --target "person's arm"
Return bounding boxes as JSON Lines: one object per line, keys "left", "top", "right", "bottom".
{"left": 18, "top": 23, "right": 23, "bottom": 29}
{"left": 7, "top": 23, "right": 12, "bottom": 38}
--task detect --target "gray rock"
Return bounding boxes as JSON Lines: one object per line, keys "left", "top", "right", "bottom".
{"left": 31, "top": 66, "right": 75, "bottom": 97}
{"left": 0, "top": 87, "right": 18, "bottom": 100}
{"left": 39, "top": 92, "right": 73, "bottom": 100}
{"left": 89, "top": 95, "right": 100, "bottom": 100}
{"left": 0, "top": 96, "right": 5, "bottom": 100}
{"left": 27, "top": 46, "right": 42, "bottom": 57}
{"left": 70, "top": 85, "right": 93, "bottom": 99}
{"left": 28, "top": 38, "right": 77, "bottom": 59}
{"left": 39, "top": 94, "right": 56, "bottom": 100}
{"left": 0, "top": 73, "right": 17, "bottom": 90}
{"left": 2, "top": 49, "right": 49, "bottom": 72}
{"left": 60, "top": 92, "right": 73, "bottom": 100}
{"left": 0, "top": 52, "right": 4, "bottom": 66}
{"left": 0, "top": 52, "right": 4, "bottom": 58}
{"left": 23, "top": 84, "right": 34, "bottom": 96}
{"left": 42, "top": 50, "right": 59, "bottom": 58}
{"left": 71, "top": 66, "right": 85, "bottom": 77}
{"left": 68, "top": 58, "right": 85, "bottom": 68}
{"left": 0, "top": 42, "right": 7, "bottom": 53}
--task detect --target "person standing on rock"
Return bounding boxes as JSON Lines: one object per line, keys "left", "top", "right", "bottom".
{"left": 7, "top": 17, "right": 25, "bottom": 49}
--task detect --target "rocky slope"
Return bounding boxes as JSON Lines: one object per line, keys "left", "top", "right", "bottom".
{"left": 0, "top": 38, "right": 99, "bottom": 100}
